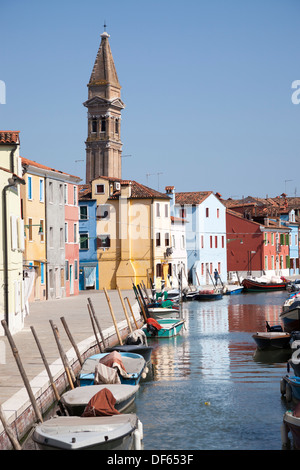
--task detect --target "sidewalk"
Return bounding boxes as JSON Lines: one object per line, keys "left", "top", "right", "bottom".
{"left": 0, "top": 289, "right": 140, "bottom": 446}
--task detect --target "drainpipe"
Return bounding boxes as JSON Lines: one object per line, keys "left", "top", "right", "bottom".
{"left": 3, "top": 172, "right": 25, "bottom": 326}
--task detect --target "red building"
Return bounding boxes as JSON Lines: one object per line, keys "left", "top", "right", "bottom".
{"left": 226, "top": 209, "right": 290, "bottom": 279}
{"left": 64, "top": 182, "right": 80, "bottom": 296}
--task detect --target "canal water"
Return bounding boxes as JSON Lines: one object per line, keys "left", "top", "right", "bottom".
{"left": 134, "top": 291, "right": 293, "bottom": 451}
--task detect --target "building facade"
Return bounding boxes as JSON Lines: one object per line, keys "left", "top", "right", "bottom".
{"left": 175, "top": 191, "right": 227, "bottom": 286}
{"left": 0, "top": 131, "right": 26, "bottom": 335}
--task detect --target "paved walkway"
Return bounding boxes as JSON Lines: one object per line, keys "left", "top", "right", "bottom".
{"left": 0, "top": 289, "right": 139, "bottom": 407}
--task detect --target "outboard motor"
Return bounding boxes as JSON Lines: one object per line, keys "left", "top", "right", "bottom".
{"left": 266, "top": 321, "right": 283, "bottom": 332}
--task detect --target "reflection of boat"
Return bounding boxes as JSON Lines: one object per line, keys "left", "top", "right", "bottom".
{"left": 252, "top": 332, "right": 291, "bottom": 350}
{"left": 253, "top": 348, "right": 292, "bottom": 364}
{"left": 194, "top": 289, "right": 223, "bottom": 301}
{"left": 142, "top": 318, "right": 185, "bottom": 338}
{"left": 78, "top": 352, "right": 146, "bottom": 387}
{"left": 282, "top": 404, "right": 300, "bottom": 449}
{"left": 59, "top": 384, "right": 140, "bottom": 416}
{"left": 280, "top": 293, "right": 300, "bottom": 332}
{"left": 33, "top": 414, "right": 143, "bottom": 450}
{"left": 242, "top": 277, "right": 287, "bottom": 292}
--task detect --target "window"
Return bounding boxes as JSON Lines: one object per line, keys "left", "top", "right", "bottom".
{"left": 28, "top": 218, "right": 33, "bottom": 241}
{"left": 165, "top": 233, "right": 170, "bottom": 246}
{"left": 156, "top": 233, "right": 161, "bottom": 247}
{"left": 215, "top": 236, "right": 218, "bottom": 248}
{"left": 95, "top": 184, "right": 105, "bottom": 194}
{"left": 92, "top": 120, "right": 97, "bottom": 133}
{"left": 165, "top": 204, "right": 169, "bottom": 217}
{"left": 217, "top": 208, "right": 219, "bottom": 218}
{"left": 115, "top": 119, "right": 119, "bottom": 134}
{"left": 180, "top": 206, "right": 186, "bottom": 218}
{"left": 40, "top": 219, "right": 44, "bottom": 242}
{"left": 74, "top": 260, "right": 78, "bottom": 280}
{"left": 271, "top": 233, "right": 274, "bottom": 245}
{"left": 210, "top": 236, "right": 213, "bottom": 248}
{"left": 271, "top": 255, "right": 274, "bottom": 270}
{"left": 156, "top": 263, "right": 162, "bottom": 277}
{"left": 201, "top": 235, "right": 204, "bottom": 249}
{"left": 60, "top": 227, "right": 64, "bottom": 248}
{"left": 222, "top": 236, "right": 224, "bottom": 248}
{"left": 74, "top": 223, "right": 77, "bottom": 243}
{"left": 73, "top": 186, "right": 77, "bottom": 205}
{"left": 39, "top": 179, "right": 44, "bottom": 202}
{"left": 80, "top": 206, "right": 88, "bottom": 220}
{"left": 28, "top": 176, "right": 32, "bottom": 200}
{"left": 64, "top": 184, "right": 68, "bottom": 204}
{"left": 41, "top": 262, "right": 45, "bottom": 285}
{"left": 49, "top": 181, "right": 53, "bottom": 203}
{"left": 65, "top": 261, "right": 69, "bottom": 281}
{"left": 49, "top": 226, "right": 53, "bottom": 247}
{"left": 201, "top": 263, "right": 204, "bottom": 276}
{"left": 59, "top": 184, "right": 63, "bottom": 204}
{"left": 265, "top": 256, "right": 268, "bottom": 271}
{"left": 181, "top": 235, "right": 185, "bottom": 249}
{"left": 65, "top": 223, "right": 68, "bottom": 243}
{"left": 218, "top": 262, "right": 221, "bottom": 274}
{"left": 206, "top": 208, "right": 209, "bottom": 217}
{"left": 97, "top": 235, "right": 111, "bottom": 248}
{"left": 156, "top": 203, "right": 160, "bottom": 217}
{"left": 100, "top": 118, "right": 106, "bottom": 132}
{"left": 80, "top": 233, "right": 89, "bottom": 250}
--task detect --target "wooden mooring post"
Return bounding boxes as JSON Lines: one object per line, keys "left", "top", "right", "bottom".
{"left": 1, "top": 320, "right": 43, "bottom": 424}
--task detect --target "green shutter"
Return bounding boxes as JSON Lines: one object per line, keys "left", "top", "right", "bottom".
{"left": 286, "top": 255, "right": 290, "bottom": 269}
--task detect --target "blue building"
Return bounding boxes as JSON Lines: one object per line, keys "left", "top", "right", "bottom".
{"left": 279, "top": 209, "right": 299, "bottom": 275}
{"left": 78, "top": 186, "right": 99, "bottom": 290}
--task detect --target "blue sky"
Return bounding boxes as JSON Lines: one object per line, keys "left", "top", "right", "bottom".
{"left": 1, "top": 0, "right": 299, "bottom": 199}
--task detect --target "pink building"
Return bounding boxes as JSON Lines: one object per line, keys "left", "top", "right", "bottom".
{"left": 64, "top": 182, "right": 80, "bottom": 296}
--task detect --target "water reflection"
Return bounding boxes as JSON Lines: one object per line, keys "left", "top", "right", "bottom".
{"left": 136, "top": 291, "right": 293, "bottom": 449}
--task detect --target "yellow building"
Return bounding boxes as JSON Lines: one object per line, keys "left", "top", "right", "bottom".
{"left": 79, "top": 176, "right": 171, "bottom": 290}
{"left": 0, "top": 131, "right": 26, "bottom": 335}
{"left": 20, "top": 158, "right": 47, "bottom": 302}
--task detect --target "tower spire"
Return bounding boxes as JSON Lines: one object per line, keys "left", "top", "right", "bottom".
{"left": 83, "top": 29, "right": 125, "bottom": 183}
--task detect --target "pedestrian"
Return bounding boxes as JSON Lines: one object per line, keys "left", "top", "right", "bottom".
{"left": 214, "top": 269, "right": 219, "bottom": 285}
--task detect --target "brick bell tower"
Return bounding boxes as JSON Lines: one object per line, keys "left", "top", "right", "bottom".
{"left": 84, "top": 29, "right": 125, "bottom": 183}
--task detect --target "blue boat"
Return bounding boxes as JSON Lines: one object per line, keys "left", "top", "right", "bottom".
{"left": 78, "top": 352, "right": 146, "bottom": 387}
{"left": 281, "top": 375, "right": 300, "bottom": 402}
{"left": 142, "top": 318, "right": 185, "bottom": 338}
{"left": 224, "top": 286, "right": 244, "bottom": 295}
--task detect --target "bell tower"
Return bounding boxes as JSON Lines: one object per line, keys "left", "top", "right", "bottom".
{"left": 84, "top": 29, "right": 125, "bottom": 183}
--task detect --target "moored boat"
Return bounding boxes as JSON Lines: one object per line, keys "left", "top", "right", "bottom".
{"left": 32, "top": 414, "right": 143, "bottom": 450}
{"left": 242, "top": 276, "right": 288, "bottom": 292}
{"left": 280, "top": 375, "right": 300, "bottom": 402}
{"left": 223, "top": 285, "right": 244, "bottom": 295}
{"left": 78, "top": 351, "right": 146, "bottom": 387}
{"left": 142, "top": 318, "right": 185, "bottom": 338}
{"left": 282, "top": 403, "right": 300, "bottom": 449}
{"left": 280, "top": 293, "right": 300, "bottom": 332}
{"left": 252, "top": 331, "right": 291, "bottom": 350}
{"left": 194, "top": 288, "right": 223, "bottom": 301}
{"left": 59, "top": 384, "right": 140, "bottom": 416}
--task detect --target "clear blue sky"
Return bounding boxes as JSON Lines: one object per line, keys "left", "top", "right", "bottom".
{"left": 1, "top": 0, "right": 299, "bottom": 199}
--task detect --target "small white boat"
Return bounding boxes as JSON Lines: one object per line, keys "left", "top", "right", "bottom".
{"left": 282, "top": 405, "right": 300, "bottom": 449}
{"left": 60, "top": 384, "right": 140, "bottom": 416}
{"left": 33, "top": 414, "right": 143, "bottom": 450}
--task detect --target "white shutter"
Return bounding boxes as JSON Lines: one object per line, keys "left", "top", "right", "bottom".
{"left": 11, "top": 215, "right": 18, "bottom": 251}
{"left": 18, "top": 218, "right": 25, "bottom": 252}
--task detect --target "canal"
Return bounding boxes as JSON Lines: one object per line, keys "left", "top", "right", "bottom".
{"left": 134, "top": 291, "right": 293, "bottom": 451}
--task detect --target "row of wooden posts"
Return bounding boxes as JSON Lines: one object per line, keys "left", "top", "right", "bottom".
{"left": 0, "top": 286, "right": 146, "bottom": 450}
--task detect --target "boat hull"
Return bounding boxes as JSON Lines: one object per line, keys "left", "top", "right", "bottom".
{"left": 195, "top": 293, "right": 223, "bottom": 301}
{"left": 280, "top": 309, "right": 300, "bottom": 333}
{"left": 283, "top": 411, "right": 300, "bottom": 449}
{"left": 252, "top": 332, "right": 291, "bottom": 350}
{"left": 242, "top": 278, "right": 287, "bottom": 292}
{"left": 60, "top": 384, "right": 140, "bottom": 416}
{"left": 78, "top": 352, "right": 146, "bottom": 387}
{"left": 224, "top": 286, "right": 244, "bottom": 295}
{"left": 142, "top": 319, "right": 185, "bottom": 338}
{"left": 32, "top": 414, "right": 142, "bottom": 451}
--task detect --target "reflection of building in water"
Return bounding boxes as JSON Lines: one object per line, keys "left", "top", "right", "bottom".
{"left": 198, "top": 307, "right": 230, "bottom": 377}
{"left": 227, "top": 303, "right": 281, "bottom": 331}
